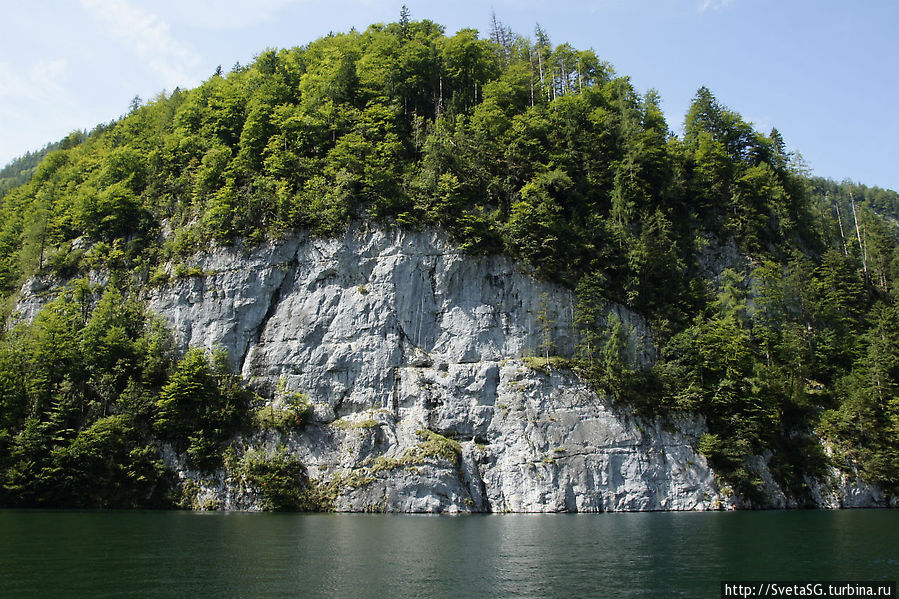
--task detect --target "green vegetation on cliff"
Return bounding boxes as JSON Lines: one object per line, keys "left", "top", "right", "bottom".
{"left": 0, "top": 13, "right": 897, "bottom": 506}
{"left": 0, "top": 284, "right": 252, "bottom": 507}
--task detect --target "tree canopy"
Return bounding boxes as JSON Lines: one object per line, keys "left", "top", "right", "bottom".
{"left": 1, "top": 13, "right": 898, "bottom": 506}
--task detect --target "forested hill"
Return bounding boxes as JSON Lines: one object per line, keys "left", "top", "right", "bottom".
{"left": 0, "top": 135, "right": 76, "bottom": 199}
{"left": 0, "top": 15, "right": 896, "bottom": 508}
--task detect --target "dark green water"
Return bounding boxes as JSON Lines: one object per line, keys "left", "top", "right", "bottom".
{"left": 1, "top": 510, "right": 896, "bottom": 598}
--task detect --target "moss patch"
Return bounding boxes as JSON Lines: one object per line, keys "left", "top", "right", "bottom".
{"left": 369, "top": 429, "right": 461, "bottom": 474}
{"left": 331, "top": 418, "right": 380, "bottom": 431}
{"left": 232, "top": 446, "right": 330, "bottom": 511}
{"left": 521, "top": 355, "right": 573, "bottom": 374}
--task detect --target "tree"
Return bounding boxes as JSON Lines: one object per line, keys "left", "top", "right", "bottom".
{"left": 155, "top": 349, "right": 220, "bottom": 439}
{"left": 535, "top": 292, "right": 556, "bottom": 366}
{"left": 399, "top": 5, "right": 411, "bottom": 36}
{"left": 439, "top": 29, "right": 499, "bottom": 113}
{"left": 506, "top": 169, "right": 573, "bottom": 276}
{"left": 55, "top": 414, "right": 165, "bottom": 508}
{"left": 685, "top": 86, "right": 756, "bottom": 162}
{"left": 574, "top": 272, "right": 609, "bottom": 370}
{"left": 599, "top": 312, "right": 632, "bottom": 387}
{"left": 821, "top": 304, "right": 899, "bottom": 494}
{"left": 19, "top": 196, "right": 51, "bottom": 272}
{"left": 154, "top": 349, "right": 251, "bottom": 471}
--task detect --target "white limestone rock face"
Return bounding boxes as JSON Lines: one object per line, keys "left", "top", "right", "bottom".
{"left": 19, "top": 225, "right": 885, "bottom": 511}
{"left": 475, "top": 364, "right": 724, "bottom": 512}
{"left": 146, "top": 225, "right": 652, "bottom": 417}
{"left": 805, "top": 456, "right": 891, "bottom": 509}
{"left": 141, "top": 226, "right": 735, "bottom": 511}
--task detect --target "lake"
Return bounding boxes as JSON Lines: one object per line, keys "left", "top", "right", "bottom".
{"left": 1, "top": 510, "right": 896, "bottom": 598}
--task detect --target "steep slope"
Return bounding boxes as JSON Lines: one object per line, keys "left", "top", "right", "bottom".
{"left": 2, "top": 16, "right": 898, "bottom": 509}
{"left": 147, "top": 225, "right": 714, "bottom": 512}
{"left": 18, "top": 226, "right": 887, "bottom": 511}
{"left": 154, "top": 227, "right": 893, "bottom": 510}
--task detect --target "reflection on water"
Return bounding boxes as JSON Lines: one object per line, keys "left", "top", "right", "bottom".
{"left": 1, "top": 510, "right": 897, "bottom": 598}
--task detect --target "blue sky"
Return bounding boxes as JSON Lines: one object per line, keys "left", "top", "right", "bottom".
{"left": 2, "top": 1, "right": 897, "bottom": 191}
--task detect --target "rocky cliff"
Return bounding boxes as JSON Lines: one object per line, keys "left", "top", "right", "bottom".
{"left": 16, "top": 225, "right": 888, "bottom": 511}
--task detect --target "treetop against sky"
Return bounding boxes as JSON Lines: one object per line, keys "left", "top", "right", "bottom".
{"left": 1, "top": 1, "right": 897, "bottom": 191}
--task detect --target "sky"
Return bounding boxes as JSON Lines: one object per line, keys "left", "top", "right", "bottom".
{"left": 2, "top": 0, "right": 897, "bottom": 191}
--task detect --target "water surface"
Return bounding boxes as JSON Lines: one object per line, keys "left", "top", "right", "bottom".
{"left": 1, "top": 510, "right": 896, "bottom": 597}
